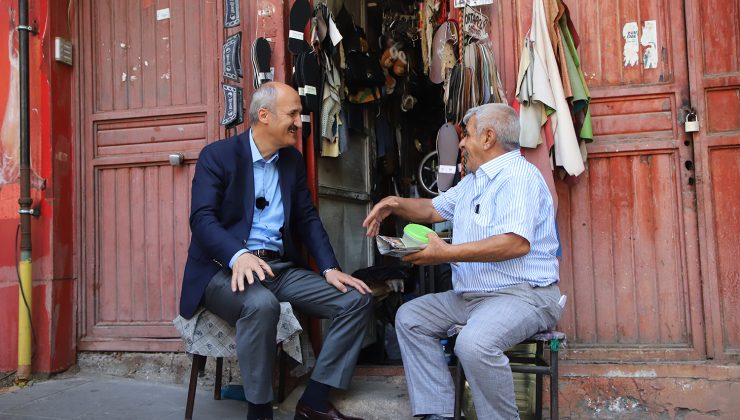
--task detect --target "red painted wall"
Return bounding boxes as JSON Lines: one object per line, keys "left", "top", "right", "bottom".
{"left": 0, "top": 0, "right": 75, "bottom": 374}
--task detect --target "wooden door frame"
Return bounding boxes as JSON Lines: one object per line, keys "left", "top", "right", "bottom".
{"left": 75, "top": 0, "right": 221, "bottom": 351}
{"left": 569, "top": 0, "right": 705, "bottom": 362}
{"left": 684, "top": 0, "right": 740, "bottom": 362}
{"left": 73, "top": 0, "right": 84, "bottom": 348}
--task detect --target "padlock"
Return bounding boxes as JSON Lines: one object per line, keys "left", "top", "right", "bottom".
{"left": 685, "top": 113, "right": 699, "bottom": 133}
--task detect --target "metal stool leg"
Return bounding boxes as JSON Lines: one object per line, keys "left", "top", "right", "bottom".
{"left": 550, "top": 340, "right": 560, "bottom": 420}
{"left": 185, "top": 355, "right": 206, "bottom": 420}
{"left": 214, "top": 357, "right": 223, "bottom": 400}
{"left": 454, "top": 360, "right": 465, "bottom": 420}
{"left": 535, "top": 342, "right": 543, "bottom": 419}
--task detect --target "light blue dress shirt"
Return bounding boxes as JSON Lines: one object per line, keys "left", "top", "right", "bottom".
{"left": 431, "top": 150, "right": 559, "bottom": 292}
{"left": 229, "top": 130, "right": 284, "bottom": 268}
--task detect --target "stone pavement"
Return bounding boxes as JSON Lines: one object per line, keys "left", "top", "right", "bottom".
{"left": 0, "top": 373, "right": 415, "bottom": 420}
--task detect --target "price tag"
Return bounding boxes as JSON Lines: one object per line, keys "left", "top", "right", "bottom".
{"left": 463, "top": 6, "right": 489, "bottom": 40}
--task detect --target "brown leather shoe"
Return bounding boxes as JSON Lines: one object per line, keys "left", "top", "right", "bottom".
{"left": 294, "top": 401, "right": 363, "bottom": 420}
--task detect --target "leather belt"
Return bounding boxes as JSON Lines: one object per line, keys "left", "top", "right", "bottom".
{"left": 249, "top": 249, "right": 281, "bottom": 260}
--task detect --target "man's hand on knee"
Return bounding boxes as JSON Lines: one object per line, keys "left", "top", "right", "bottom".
{"left": 231, "top": 253, "right": 274, "bottom": 292}
{"left": 324, "top": 270, "right": 372, "bottom": 295}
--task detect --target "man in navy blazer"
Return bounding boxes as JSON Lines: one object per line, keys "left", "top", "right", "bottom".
{"left": 180, "top": 82, "right": 372, "bottom": 420}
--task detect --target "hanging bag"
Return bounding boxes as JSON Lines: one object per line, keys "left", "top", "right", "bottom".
{"left": 345, "top": 51, "right": 385, "bottom": 93}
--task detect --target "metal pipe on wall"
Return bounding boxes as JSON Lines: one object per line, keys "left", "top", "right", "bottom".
{"left": 16, "top": 0, "right": 34, "bottom": 382}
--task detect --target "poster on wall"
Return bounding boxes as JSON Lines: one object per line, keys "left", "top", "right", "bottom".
{"left": 622, "top": 22, "right": 639, "bottom": 67}
{"left": 641, "top": 20, "right": 658, "bottom": 69}
{"left": 454, "top": 0, "right": 494, "bottom": 8}
{"left": 463, "top": 5, "right": 489, "bottom": 40}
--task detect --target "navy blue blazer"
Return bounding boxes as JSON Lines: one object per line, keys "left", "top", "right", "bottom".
{"left": 179, "top": 131, "right": 340, "bottom": 319}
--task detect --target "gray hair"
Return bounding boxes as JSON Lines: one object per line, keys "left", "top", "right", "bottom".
{"left": 462, "top": 103, "right": 520, "bottom": 151}
{"left": 248, "top": 84, "right": 279, "bottom": 124}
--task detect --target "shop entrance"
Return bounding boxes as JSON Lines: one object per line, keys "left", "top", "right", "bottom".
{"left": 314, "top": 0, "right": 739, "bottom": 365}
{"left": 314, "top": 0, "right": 513, "bottom": 365}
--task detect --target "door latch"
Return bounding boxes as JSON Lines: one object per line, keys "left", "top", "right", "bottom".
{"left": 684, "top": 112, "right": 699, "bottom": 133}
{"left": 169, "top": 153, "right": 185, "bottom": 166}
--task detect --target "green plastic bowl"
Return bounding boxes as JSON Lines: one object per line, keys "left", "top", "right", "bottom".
{"left": 402, "top": 224, "right": 435, "bottom": 246}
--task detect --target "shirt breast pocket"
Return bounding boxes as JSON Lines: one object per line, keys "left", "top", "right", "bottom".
{"left": 471, "top": 199, "right": 495, "bottom": 226}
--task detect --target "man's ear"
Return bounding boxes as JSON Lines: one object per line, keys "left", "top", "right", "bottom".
{"left": 485, "top": 128, "right": 497, "bottom": 150}
{"left": 258, "top": 108, "right": 270, "bottom": 124}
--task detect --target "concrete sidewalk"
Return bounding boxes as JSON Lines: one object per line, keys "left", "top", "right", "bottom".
{"left": 0, "top": 373, "right": 415, "bottom": 420}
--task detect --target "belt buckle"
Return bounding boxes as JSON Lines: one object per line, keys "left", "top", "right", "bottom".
{"left": 252, "top": 249, "right": 271, "bottom": 259}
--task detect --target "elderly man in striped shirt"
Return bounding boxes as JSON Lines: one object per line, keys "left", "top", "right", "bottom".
{"left": 363, "top": 103, "right": 563, "bottom": 420}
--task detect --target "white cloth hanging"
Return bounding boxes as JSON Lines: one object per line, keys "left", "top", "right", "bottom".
{"left": 516, "top": 0, "right": 584, "bottom": 176}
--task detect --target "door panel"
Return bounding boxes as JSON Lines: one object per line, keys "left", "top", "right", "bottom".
{"left": 685, "top": 0, "right": 740, "bottom": 361}
{"left": 557, "top": 151, "right": 690, "bottom": 347}
{"left": 92, "top": 0, "right": 206, "bottom": 112}
{"left": 505, "top": 0, "right": 705, "bottom": 361}
{"left": 92, "top": 163, "right": 193, "bottom": 335}
{"left": 566, "top": 0, "right": 672, "bottom": 88}
{"left": 80, "top": 0, "right": 218, "bottom": 350}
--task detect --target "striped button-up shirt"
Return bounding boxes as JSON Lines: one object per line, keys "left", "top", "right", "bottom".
{"left": 431, "top": 150, "right": 559, "bottom": 292}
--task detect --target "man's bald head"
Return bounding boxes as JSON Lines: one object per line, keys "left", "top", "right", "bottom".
{"left": 248, "top": 82, "right": 299, "bottom": 125}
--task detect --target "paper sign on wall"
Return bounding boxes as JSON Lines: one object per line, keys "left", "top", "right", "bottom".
{"left": 454, "top": 0, "right": 494, "bottom": 8}
{"left": 622, "top": 22, "right": 639, "bottom": 67}
{"left": 640, "top": 20, "right": 658, "bottom": 69}
{"left": 463, "top": 6, "right": 489, "bottom": 40}
{"left": 156, "top": 8, "right": 170, "bottom": 21}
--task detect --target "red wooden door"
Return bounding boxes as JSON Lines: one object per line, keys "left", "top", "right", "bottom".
{"left": 685, "top": 0, "right": 740, "bottom": 362}
{"left": 78, "top": 0, "right": 219, "bottom": 350}
{"left": 489, "top": 0, "right": 706, "bottom": 361}
{"left": 554, "top": 0, "right": 707, "bottom": 361}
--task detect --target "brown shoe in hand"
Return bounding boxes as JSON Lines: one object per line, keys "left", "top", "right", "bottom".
{"left": 294, "top": 401, "right": 363, "bottom": 420}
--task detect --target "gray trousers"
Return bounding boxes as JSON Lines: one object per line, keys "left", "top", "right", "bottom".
{"left": 204, "top": 259, "right": 372, "bottom": 404}
{"left": 395, "top": 282, "right": 562, "bottom": 419}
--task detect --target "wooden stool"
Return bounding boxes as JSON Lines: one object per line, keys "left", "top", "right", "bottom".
{"left": 174, "top": 305, "right": 303, "bottom": 420}
{"left": 184, "top": 349, "right": 288, "bottom": 420}
{"left": 453, "top": 330, "right": 566, "bottom": 420}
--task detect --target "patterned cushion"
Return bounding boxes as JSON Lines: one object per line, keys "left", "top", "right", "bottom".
{"left": 173, "top": 303, "right": 304, "bottom": 362}
{"left": 529, "top": 330, "right": 566, "bottom": 342}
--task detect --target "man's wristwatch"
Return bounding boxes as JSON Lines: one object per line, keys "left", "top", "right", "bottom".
{"left": 322, "top": 267, "right": 340, "bottom": 277}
